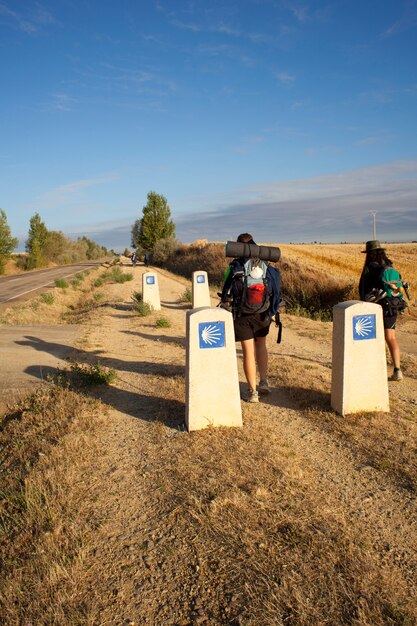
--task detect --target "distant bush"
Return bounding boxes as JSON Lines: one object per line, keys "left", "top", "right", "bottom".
{"left": 152, "top": 238, "right": 182, "bottom": 265}
{"left": 156, "top": 317, "right": 171, "bottom": 328}
{"left": 54, "top": 278, "right": 69, "bottom": 289}
{"left": 109, "top": 266, "right": 133, "bottom": 283}
{"left": 153, "top": 241, "right": 226, "bottom": 287}
{"left": 40, "top": 292, "right": 54, "bottom": 305}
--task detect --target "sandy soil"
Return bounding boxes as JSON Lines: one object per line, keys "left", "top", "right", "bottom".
{"left": 4, "top": 262, "right": 417, "bottom": 624}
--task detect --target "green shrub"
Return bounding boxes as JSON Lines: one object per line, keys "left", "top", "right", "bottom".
{"left": 178, "top": 287, "right": 192, "bottom": 303}
{"left": 75, "top": 272, "right": 85, "bottom": 281}
{"left": 132, "top": 292, "right": 153, "bottom": 316}
{"left": 71, "top": 279, "right": 81, "bottom": 289}
{"left": 156, "top": 317, "right": 171, "bottom": 328}
{"left": 132, "top": 290, "right": 143, "bottom": 304}
{"left": 93, "top": 292, "right": 103, "bottom": 302}
{"left": 69, "top": 362, "right": 117, "bottom": 386}
{"left": 151, "top": 238, "right": 181, "bottom": 265}
{"left": 54, "top": 278, "right": 69, "bottom": 289}
{"left": 93, "top": 278, "right": 104, "bottom": 288}
{"left": 109, "top": 266, "right": 133, "bottom": 283}
{"left": 40, "top": 292, "right": 54, "bottom": 305}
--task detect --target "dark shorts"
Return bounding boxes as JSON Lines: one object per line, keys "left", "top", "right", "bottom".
{"left": 383, "top": 311, "right": 397, "bottom": 330}
{"left": 233, "top": 312, "right": 272, "bottom": 342}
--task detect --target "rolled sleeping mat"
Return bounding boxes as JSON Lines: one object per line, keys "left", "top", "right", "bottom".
{"left": 225, "top": 240, "right": 281, "bottom": 262}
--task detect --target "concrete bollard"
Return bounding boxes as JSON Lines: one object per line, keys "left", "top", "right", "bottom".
{"left": 186, "top": 307, "right": 242, "bottom": 431}
{"left": 331, "top": 300, "right": 389, "bottom": 416}
{"left": 142, "top": 271, "right": 161, "bottom": 311}
{"left": 192, "top": 271, "right": 211, "bottom": 308}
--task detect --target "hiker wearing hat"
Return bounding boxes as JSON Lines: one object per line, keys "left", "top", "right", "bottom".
{"left": 359, "top": 240, "right": 404, "bottom": 381}
{"left": 221, "top": 233, "right": 281, "bottom": 402}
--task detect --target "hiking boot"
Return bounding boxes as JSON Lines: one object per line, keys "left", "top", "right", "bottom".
{"left": 258, "top": 379, "right": 271, "bottom": 395}
{"left": 244, "top": 388, "right": 259, "bottom": 403}
{"left": 391, "top": 368, "right": 403, "bottom": 381}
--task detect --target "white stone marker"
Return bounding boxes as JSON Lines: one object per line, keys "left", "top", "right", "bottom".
{"left": 142, "top": 271, "right": 161, "bottom": 311}
{"left": 192, "top": 271, "right": 211, "bottom": 309}
{"left": 186, "top": 307, "right": 242, "bottom": 431}
{"left": 331, "top": 300, "right": 389, "bottom": 416}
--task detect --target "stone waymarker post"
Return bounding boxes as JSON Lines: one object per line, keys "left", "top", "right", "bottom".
{"left": 192, "top": 271, "right": 211, "bottom": 309}
{"left": 331, "top": 301, "right": 389, "bottom": 416}
{"left": 142, "top": 271, "right": 161, "bottom": 311}
{"left": 186, "top": 307, "right": 242, "bottom": 431}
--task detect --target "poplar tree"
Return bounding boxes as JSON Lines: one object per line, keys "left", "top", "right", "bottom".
{"left": 0, "top": 209, "right": 18, "bottom": 274}
{"left": 135, "top": 192, "right": 175, "bottom": 250}
{"left": 26, "top": 212, "right": 49, "bottom": 268}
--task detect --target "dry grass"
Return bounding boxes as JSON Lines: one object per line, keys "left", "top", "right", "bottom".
{"left": 153, "top": 416, "right": 416, "bottom": 625}
{"left": 268, "top": 350, "right": 417, "bottom": 493}
{"left": 0, "top": 381, "right": 104, "bottom": 625}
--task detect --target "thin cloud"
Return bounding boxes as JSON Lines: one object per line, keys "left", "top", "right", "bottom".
{"left": 49, "top": 93, "right": 76, "bottom": 112}
{"left": 275, "top": 71, "right": 296, "bottom": 84}
{"left": 381, "top": 2, "right": 417, "bottom": 38}
{"left": 0, "top": 1, "right": 56, "bottom": 34}
{"left": 37, "top": 175, "right": 119, "bottom": 209}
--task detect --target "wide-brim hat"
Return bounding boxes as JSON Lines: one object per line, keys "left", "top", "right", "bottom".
{"left": 361, "top": 240, "right": 385, "bottom": 253}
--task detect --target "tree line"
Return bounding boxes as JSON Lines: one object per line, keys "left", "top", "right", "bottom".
{"left": 0, "top": 209, "right": 111, "bottom": 274}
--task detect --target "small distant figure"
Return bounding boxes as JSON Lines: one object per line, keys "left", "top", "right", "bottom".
{"left": 144, "top": 252, "right": 150, "bottom": 267}
{"left": 359, "top": 240, "right": 409, "bottom": 381}
{"left": 131, "top": 252, "right": 137, "bottom": 266}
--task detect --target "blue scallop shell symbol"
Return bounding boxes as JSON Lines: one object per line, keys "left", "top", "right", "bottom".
{"left": 199, "top": 321, "right": 225, "bottom": 349}
{"left": 196, "top": 275, "right": 205, "bottom": 284}
{"left": 352, "top": 314, "right": 376, "bottom": 340}
{"left": 146, "top": 275, "right": 155, "bottom": 285}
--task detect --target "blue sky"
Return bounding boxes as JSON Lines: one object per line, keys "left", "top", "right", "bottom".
{"left": 1, "top": 0, "right": 416, "bottom": 250}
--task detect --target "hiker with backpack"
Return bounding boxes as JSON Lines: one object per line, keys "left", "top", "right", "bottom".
{"left": 359, "top": 240, "right": 409, "bottom": 381}
{"left": 220, "top": 233, "right": 281, "bottom": 403}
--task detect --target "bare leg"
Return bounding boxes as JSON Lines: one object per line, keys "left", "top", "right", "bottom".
{"left": 241, "top": 338, "right": 257, "bottom": 391}
{"left": 384, "top": 328, "right": 401, "bottom": 369}
{"left": 255, "top": 335, "right": 268, "bottom": 380}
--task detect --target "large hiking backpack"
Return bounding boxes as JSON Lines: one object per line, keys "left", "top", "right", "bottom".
{"left": 380, "top": 266, "right": 409, "bottom": 314}
{"left": 229, "top": 258, "right": 272, "bottom": 317}
{"left": 365, "top": 265, "right": 410, "bottom": 315}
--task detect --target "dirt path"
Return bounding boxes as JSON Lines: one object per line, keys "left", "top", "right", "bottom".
{"left": 4, "top": 264, "right": 417, "bottom": 625}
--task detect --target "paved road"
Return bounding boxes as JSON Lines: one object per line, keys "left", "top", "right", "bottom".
{"left": 0, "top": 324, "right": 81, "bottom": 412}
{"left": 0, "top": 261, "right": 104, "bottom": 305}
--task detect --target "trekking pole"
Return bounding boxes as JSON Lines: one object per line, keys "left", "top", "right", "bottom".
{"left": 275, "top": 312, "right": 283, "bottom": 344}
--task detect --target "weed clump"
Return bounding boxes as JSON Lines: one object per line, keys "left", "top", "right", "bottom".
{"left": 132, "top": 291, "right": 153, "bottom": 316}
{"left": 54, "top": 278, "right": 69, "bottom": 289}
{"left": 40, "top": 292, "right": 54, "bottom": 305}
{"left": 156, "top": 317, "right": 171, "bottom": 328}
{"left": 109, "top": 266, "right": 133, "bottom": 283}
{"left": 69, "top": 362, "right": 117, "bottom": 386}
{"left": 178, "top": 287, "right": 192, "bottom": 304}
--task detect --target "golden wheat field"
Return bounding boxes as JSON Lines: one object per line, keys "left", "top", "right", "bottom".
{"left": 272, "top": 242, "right": 417, "bottom": 317}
